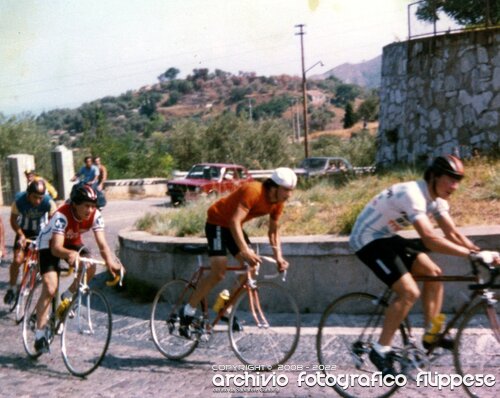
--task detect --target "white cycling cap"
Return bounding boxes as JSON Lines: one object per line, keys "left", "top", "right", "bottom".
{"left": 271, "top": 167, "right": 297, "bottom": 189}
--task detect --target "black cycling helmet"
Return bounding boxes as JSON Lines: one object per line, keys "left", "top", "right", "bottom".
{"left": 425, "top": 155, "right": 465, "bottom": 181}
{"left": 70, "top": 184, "right": 98, "bottom": 204}
{"left": 27, "top": 180, "right": 46, "bottom": 195}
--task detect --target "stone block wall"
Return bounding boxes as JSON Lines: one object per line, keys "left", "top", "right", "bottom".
{"left": 378, "top": 27, "right": 500, "bottom": 165}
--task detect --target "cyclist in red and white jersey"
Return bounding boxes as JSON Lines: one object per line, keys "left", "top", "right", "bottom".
{"left": 33, "top": 185, "right": 122, "bottom": 353}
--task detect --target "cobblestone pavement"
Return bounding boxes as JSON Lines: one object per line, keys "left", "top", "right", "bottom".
{"left": 0, "top": 199, "right": 496, "bottom": 397}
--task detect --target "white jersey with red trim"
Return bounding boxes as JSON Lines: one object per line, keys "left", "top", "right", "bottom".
{"left": 349, "top": 180, "right": 449, "bottom": 252}
{"left": 38, "top": 203, "right": 104, "bottom": 249}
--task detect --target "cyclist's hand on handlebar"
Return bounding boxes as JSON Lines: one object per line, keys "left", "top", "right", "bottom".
{"left": 17, "top": 234, "right": 26, "bottom": 248}
{"left": 241, "top": 249, "right": 261, "bottom": 267}
{"left": 470, "top": 250, "right": 500, "bottom": 264}
{"left": 276, "top": 257, "right": 289, "bottom": 272}
{"left": 108, "top": 260, "right": 124, "bottom": 277}
{"left": 66, "top": 251, "right": 78, "bottom": 267}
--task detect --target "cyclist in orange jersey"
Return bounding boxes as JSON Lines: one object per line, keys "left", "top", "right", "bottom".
{"left": 179, "top": 167, "right": 297, "bottom": 337}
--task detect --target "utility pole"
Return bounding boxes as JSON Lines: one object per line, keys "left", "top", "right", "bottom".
{"left": 295, "top": 23, "right": 309, "bottom": 158}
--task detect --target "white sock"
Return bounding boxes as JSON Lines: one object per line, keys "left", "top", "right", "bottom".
{"left": 35, "top": 329, "right": 46, "bottom": 340}
{"left": 184, "top": 303, "right": 196, "bottom": 316}
{"left": 373, "top": 342, "right": 392, "bottom": 356}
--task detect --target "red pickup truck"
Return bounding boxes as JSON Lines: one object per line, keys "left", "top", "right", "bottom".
{"left": 167, "top": 163, "right": 254, "bottom": 205}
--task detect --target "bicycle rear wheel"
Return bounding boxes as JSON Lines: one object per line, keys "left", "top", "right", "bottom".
{"left": 22, "top": 281, "right": 43, "bottom": 358}
{"left": 61, "top": 289, "right": 112, "bottom": 377}
{"left": 316, "top": 292, "right": 403, "bottom": 398}
{"left": 453, "top": 294, "right": 500, "bottom": 398}
{"left": 228, "top": 281, "right": 300, "bottom": 368}
{"left": 150, "top": 279, "right": 199, "bottom": 360}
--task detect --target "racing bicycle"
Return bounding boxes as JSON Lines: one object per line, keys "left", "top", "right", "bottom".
{"left": 7, "top": 239, "right": 39, "bottom": 324}
{"left": 22, "top": 249, "right": 123, "bottom": 377}
{"left": 150, "top": 244, "right": 300, "bottom": 368}
{"left": 316, "top": 254, "right": 499, "bottom": 398}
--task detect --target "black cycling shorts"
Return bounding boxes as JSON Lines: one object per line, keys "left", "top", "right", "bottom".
{"left": 39, "top": 245, "right": 90, "bottom": 275}
{"left": 205, "top": 223, "right": 251, "bottom": 257}
{"left": 355, "top": 235, "right": 428, "bottom": 287}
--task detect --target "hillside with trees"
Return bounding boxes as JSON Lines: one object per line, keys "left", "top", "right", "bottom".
{"left": 1, "top": 62, "right": 380, "bottom": 181}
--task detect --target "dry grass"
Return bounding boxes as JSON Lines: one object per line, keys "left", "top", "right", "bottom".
{"left": 137, "top": 158, "right": 500, "bottom": 237}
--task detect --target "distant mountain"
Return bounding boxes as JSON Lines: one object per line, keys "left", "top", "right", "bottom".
{"left": 311, "top": 55, "right": 381, "bottom": 88}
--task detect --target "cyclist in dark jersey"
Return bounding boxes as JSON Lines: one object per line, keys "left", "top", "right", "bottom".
{"left": 3, "top": 180, "right": 56, "bottom": 305}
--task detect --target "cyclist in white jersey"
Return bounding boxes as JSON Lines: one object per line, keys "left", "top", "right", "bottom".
{"left": 350, "top": 155, "right": 497, "bottom": 376}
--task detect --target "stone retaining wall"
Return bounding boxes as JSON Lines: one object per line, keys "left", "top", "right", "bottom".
{"left": 119, "top": 226, "right": 500, "bottom": 313}
{"left": 378, "top": 27, "right": 500, "bottom": 165}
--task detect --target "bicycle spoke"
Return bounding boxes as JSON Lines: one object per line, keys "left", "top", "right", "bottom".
{"left": 150, "top": 279, "right": 199, "bottom": 360}
{"left": 317, "top": 292, "right": 402, "bottom": 398}
{"left": 61, "top": 289, "right": 112, "bottom": 377}
{"left": 22, "top": 282, "right": 43, "bottom": 358}
{"left": 229, "top": 281, "right": 300, "bottom": 368}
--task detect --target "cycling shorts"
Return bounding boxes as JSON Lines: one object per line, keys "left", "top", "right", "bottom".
{"left": 355, "top": 235, "right": 428, "bottom": 287}
{"left": 39, "top": 245, "right": 90, "bottom": 275}
{"left": 205, "top": 223, "right": 251, "bottom": 257}
{"left": 13, "top": 231, "right": 38, "bottom": 251}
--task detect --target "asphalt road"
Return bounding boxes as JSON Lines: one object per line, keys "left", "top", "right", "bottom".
{"left": 0, "top": 198, "right": 496, "bottom": 397}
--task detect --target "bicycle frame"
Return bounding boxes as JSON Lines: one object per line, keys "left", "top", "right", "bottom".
{"left": 69, "top": 253, "right": 107, "bottom": 329}
{"left": 179, "top": 255, "right": 273, "bottom": 334}
{"left": 20, "top": 241, "right": 39, "bottom": 291}
{"left": 368, "top": 265, "right": 499, "bottom": 352}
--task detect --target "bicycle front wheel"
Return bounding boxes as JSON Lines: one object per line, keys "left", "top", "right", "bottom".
{"left": 454, "top": 294, "right": 500, "bottom": 398}
{"left": 317, "top": 292, "right": 402, "bottom": 398}
{"left": 15, "top": 268, "right": 38, "bottom": 324}
{"left": 150, "top": 279, "right": 199, "bottom": 360}
{"left": 61, "top": 289, "right": 112, "bottom": 377}
{"left": 229, "top": 281, "right": 300, "bottom": 368}
{"left": 22, "top": 281, "right": 43, "bottom": 358}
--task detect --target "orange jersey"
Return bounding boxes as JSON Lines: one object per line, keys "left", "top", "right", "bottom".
{"left": 207, "top": 181, "right": 284, "bottom": 228}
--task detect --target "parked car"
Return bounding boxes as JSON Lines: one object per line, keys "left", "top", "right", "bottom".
{"left": 167, "top": 163, "right": 253, "bottom": 205}
{"left": 294, "top": 157, "right": 353, "bottom": 178}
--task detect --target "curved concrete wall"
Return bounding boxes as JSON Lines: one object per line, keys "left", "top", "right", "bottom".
{"left": 119, "top": 226, "right": 500, "bottom": 313}
{"left": 378, "top": 27, "right": 500, "bottom": 165}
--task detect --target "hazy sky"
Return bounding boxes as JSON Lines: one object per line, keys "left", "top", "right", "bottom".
{"left": 0, "top": 0, "right": 453, "bottom": 115}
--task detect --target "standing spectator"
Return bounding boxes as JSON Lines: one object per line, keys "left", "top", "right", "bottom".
{"left": 0, "top": 215, "right": 5, "bottom": 262}
{"left": 72, "top": 156, "right": 100, "bottom": 188}
{"left": 4, "top": 180, "right": 56, "bottom": 305}
{"left": 93, "top": 156, "right": 108, "bottom": 192}
{"left": 25, "top": 169, "right": 58, "bottom": 200}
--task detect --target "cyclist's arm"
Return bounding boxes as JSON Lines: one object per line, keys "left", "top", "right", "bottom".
{"left": 50, "top": 233, "right": 77, "bottom": 265}
{"left": 228, "top": 204, "right": 260, "bottom": 266}
{"left": 413, "top": 215, "right": 471, "bottom": 257}
{"left": 10, "top": 207, "right": 24, "bottom": 240}
{"left": 99, "top": 166, "right": 108, "bottom": 188}
{"left": 268, "top": 217, "right": 289, "bottom": 271}
{"left": 45, "top": 180, "right": 58, "bottom": 200}
{"left": 436, "top": 212, "right": 480, "bottom": 251}
{"left": 93, "top": 229, "right": 121, "bottom": 276}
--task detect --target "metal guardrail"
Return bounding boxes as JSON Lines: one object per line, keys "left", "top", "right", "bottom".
{"left": 407, "top": 0, "right": 498, "bottom": 40}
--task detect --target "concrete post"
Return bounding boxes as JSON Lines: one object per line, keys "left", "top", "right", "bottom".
{"left": 51, "top": 145, "right": 75, "bottom": 201}
{"left": 7, "top": 154, "right": 35, "bottom": 202}
{"left": 0, "top": 167, "right": 3, "bottom": 206}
